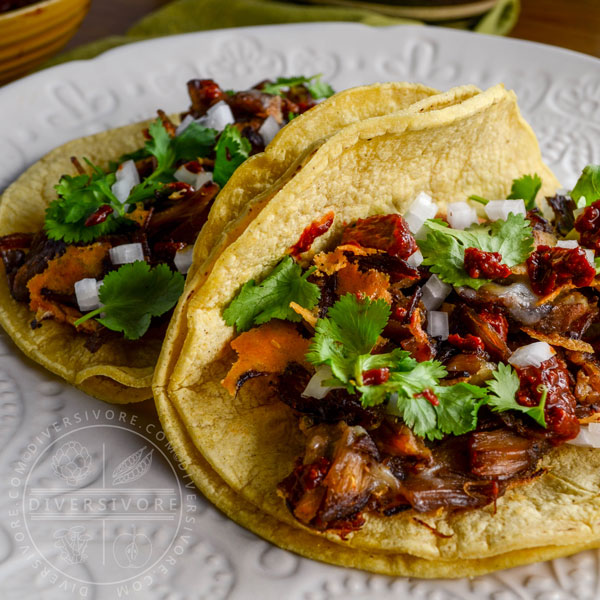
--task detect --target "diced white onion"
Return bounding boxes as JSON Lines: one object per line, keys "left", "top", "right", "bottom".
{"left": 556, "top": 240, "right": 579, "bottom": 249}
{"left": 485, "top": 199, "right": 526, "bottom": 221}
{"left": 258, "top": 115, "right": 280, "bottom": 146}
{"left": 195, "top": 171, "right": 213, "bottom": 189}
{"left": 508, "top": 342, "right": 555, "bottom": 369}
{"left": 174, "top": 246, "right": 194, "bottom": 274}
{"left": 585, "top": 249, "right": 595, "bottom": 267}
{"left": 74, "top": 278, "right": 101, "bottom": 312}
{"left": 175, "top": 114, "right": 195, "bottom": 136}
{"left": 567, "top": 423, "right": 600, "bottom": 448}
{"left": 109, "top": 243, "right": 145, "bottom": 265}
{"left": 404, "top": 192, "right": 438, "bottom": 238}
{"left": 200, "top": 100, "right": 235, "bottom": 131}
{"left": 407, "top": 249, "right": 423, "bottom": 268}
{"left": 426, "top": 311, "right": 449, "bottom": 340}
{"left": 111, "top": 159, "right": 140, "bottom": 204}
{"left": 302, "top": 365, "right": 343, "bottom": 399}
{"left": 174, "top": 164, "right": 198, "bottom": 186}
{"left": 447, "top": 202, "right": 478, "bottom": 230}
{"left": 422, "top": 274, "right": 452, "bottom": 311}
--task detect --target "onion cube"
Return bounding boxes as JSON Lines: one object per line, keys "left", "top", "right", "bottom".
{"left": 174, "top": 246, "right": 194, "bottom": 275}
{"left": 407, "top": 249, "right": 423, "bottom": 268}
{"left": 567, "top": 423, "right": 600, "bottom": 448}
{"left": 174, "top": 164, "right": 198, "bottom": 186}
{"left": 404, "top": 192, "right": 438, "bottom": 238}
{"left": 201, "top": 101, "right": 235, "bottom": 131}
{"left": 195, "top": 171, "right": 213, "bottom": 189}
{"left": 302, "top": 365, "right": 342, "bottom": 399}
{"left": 556, "top": 240, "right": 579, "bottom": 249}
{"left": 258, "top": 115, "right": 281, "bottom": 146}
{"left": 508, "top": 341, "right": 555, "bottom": 368}
{"left": 422, "top": 274, "right": 452, "bottom": 311}
{"left": 111, "top": 159, "right": 140, "bottom": 204}
{"left": 74, "top": 278, "right": 101, "bottom": 312}
{"left": 109, "top": 243, "right": 145, "bottom": 265}
{"left": 485, "top": 199, "right": 526, "bottom": 221}
{"left": 585, "top": 248, "right": 595, "bottom": 267}
{"left": 426, "top": 311, "right": 449, "bottom": 340}
{"left": 447, "top": 202, "right": 478, "bottom": 230}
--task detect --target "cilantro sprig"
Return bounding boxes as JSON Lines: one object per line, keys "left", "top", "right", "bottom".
{"left": 304, "top": 294, "right": 547, "bottom": 439}
{"left": 508, "top": 173, "right": 542, "bottom": 210}
{"left": 145, "top": 119, "right": 217, "bottom": 182}
{"left": 74, "top": 261, "right": 184, "bottom": 340}
{"left": 223, "top": 256, "right": 321, "bottom": 332}
{"left": 306, "top": 294, "right": 489, "bottom": 440}
{"left": 45, "top": 118, "right": 219, "bottom": 244}
{"left": 262, "top": 74, "right": 334, "bottom": 100}
{"left": 486, "top": 362, "right": 547, "bottom": 427}
{"left": 212, "top": 124, "right": 251, "bottom": 188}
{"left": 571, "top": 164, "right": 600, "bottom": 206}
{"left": 419, "top": 213, "right": 533, "bottom": 289}
{"left": 45, "top": 162, "right": 129, "bottom": 243}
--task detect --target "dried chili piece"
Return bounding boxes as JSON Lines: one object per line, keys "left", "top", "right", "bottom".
{"left": 289, "top": 211, "right": 335, "bottom": 258}
{"left": 447, "top": 333, "right": 485, "bottom": 353}
{"left": 341, "top": 214, "right": 417, "bottom": 259}
{"left": 362, "top": 368, "right": 390, "bottom": 385}
{"left": 464, "top": 247, "right": 511, "bottom": 280}
{"left": 515, "top": 355, "right": 580, "bottom": 442}
{"left": 526, "top": 245, "right": 595, "bottom": 296}
{"left": 575, "top": 199, "right": 600, "bottom": 251}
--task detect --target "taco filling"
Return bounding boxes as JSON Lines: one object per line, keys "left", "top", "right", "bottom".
{"left": 222, "top": 165, "right": 600, "bottom": 536}
{"left": 0, "top": 75, "right": 333, "bottom": 351}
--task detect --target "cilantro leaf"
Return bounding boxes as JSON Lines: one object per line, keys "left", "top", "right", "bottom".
{"left": 308, "top": 294, "right": 391, "bottom": 384}
{"left": 571, "top": 164, "right": 600, "bottom": 206}
{"left": 144, "top": 119, "right": 217, "bottom": 181}
{"left": 45, "top": 166, "right": 125, "bottom": 243}
{"left": 486, "top": 362, "right": 547, "bottom": 427}
{"left": 434, "top": 383, "right": 487, "bottom": 437}
{"left": 145, "top": 119, "right": 175, "bottom": 178}
{"left": 393, "top": 392, "right": 439, "bottom": 439}
{"left": 223, "top": 256, "right": 320, "bottom": 333}
{"left": 212, "top": 124, "right": 251, "bottom": 188}
{"left": 419, "top": 213, "right": 533, "bottom": 289}
{"left": 307, "top": 77, "right": 335, "bottom": 100}
{"left": 172, "top": 121, "right": 217, "bottom": 162}
{"left": 262, "top": 74, "right": 334, "bottom": 100}
{"left": 74, "top": 262, "right": 184, "bottom": 340}
{"left": 508, "top": 173, "right": 542, "bottom": 210}
{"left": 262, "top": 75, "right": 313, "bottom": 95}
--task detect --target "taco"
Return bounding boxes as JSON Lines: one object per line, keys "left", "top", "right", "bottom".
{"left": 0, "top": 77, "right": 438, "bottom": 404}
{"left": 153, "top": 84, "right": 600, "bottom": 576}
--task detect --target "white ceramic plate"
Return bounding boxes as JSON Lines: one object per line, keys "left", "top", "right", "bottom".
{"left": 0, "top": 23, "right": 599, "bottom": 599}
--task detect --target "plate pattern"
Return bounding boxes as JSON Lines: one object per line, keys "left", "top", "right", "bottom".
{"left": 0, "top": 23, "right": 599, "bottom": 598}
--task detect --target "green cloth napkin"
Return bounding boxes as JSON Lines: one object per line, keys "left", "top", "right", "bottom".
{"left": 48, "top": 0, "right": 519, "bottom": 66}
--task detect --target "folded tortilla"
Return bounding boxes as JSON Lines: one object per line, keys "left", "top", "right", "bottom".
{"left": 153, "top": 84, "right": 600, "bottom": 576}
{"left": 0, "top": 82, "right": 439, "bottom": 403}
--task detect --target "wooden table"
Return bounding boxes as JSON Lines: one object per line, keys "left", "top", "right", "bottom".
{"left": 64, "top": 0, "right": 600, "bottom": 58}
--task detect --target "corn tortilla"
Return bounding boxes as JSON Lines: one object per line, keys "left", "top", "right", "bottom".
{"left": 153, "top": 85, "right": 599, "bottom": 575}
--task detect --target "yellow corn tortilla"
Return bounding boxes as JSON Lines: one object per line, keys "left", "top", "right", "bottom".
{"left": 153, "top": 84, "right": 600, "bottom": 575}
{"left": 0, "top": 82, "right": 440, "bottom": 404}
{"left": 156, "top": 384, "right": 599, "bottom": 578}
